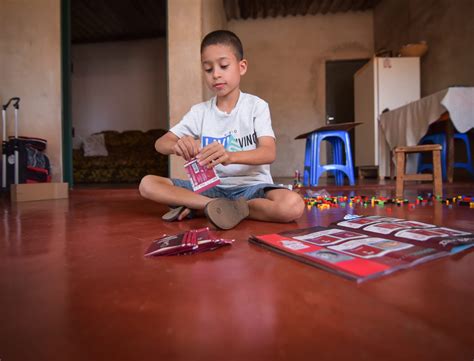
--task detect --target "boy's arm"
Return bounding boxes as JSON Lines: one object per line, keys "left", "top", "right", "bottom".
{"left": 197, "top": 136, "right": 276, "bottom": 166}
{"left": 155, "top": 131, "right": 201, "bottom": 161}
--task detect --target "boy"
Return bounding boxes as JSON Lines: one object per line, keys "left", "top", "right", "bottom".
{"left": 139, "top": 30, "right": 304, "bottom": 229}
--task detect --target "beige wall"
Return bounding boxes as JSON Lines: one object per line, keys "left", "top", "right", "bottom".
{"left": 229, "top": 13, "right": 373, "bottom": 177}
{"left": 201, "top": 0, "right": 227, "bottom": 100}
{"left": 0, "top": 0, "right": 62, "bottom": 181}
{"left": 167, "top": 0, "right": 226, "bottom": 178}
{"left": 374, "top": 0, "right": 474, "bottom": 96}
{"left": 71, "top": 38, "right": 168, "bottom": 145}
{"left": 167, "top": 0, "right": 203, "bottom": 178}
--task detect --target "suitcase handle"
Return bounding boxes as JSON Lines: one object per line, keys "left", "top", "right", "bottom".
{"left": 2, "top": 97, "right": 20, "bottom": 110}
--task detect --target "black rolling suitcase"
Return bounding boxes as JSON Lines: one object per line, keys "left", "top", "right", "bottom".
{"left": 1, "top": 97, "right": 51, "bottom": 192}
{"left": 2, "top": 97, "right": 20, "bottom": 191}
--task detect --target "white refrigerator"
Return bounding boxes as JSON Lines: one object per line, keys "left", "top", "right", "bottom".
{"left": 354, "top": 57, "right": 420, "bottom": 178}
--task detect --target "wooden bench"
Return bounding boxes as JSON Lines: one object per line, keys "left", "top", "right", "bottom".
{"left": 394, "top": 144, "right": 443, "bottom": 198}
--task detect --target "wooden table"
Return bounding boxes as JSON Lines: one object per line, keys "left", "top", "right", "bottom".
{"left": 379, "top": 87, "right": 474, "bottom": 181}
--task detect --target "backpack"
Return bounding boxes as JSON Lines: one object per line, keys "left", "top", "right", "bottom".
{"left": 4, "top": 136, "right": 51, "bottom": 185}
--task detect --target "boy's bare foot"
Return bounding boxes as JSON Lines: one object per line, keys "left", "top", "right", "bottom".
{"left": 204, "top": 198, "right": 249, "bottom": 230}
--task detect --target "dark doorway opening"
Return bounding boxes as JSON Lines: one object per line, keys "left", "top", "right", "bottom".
{"left": 62, "top": 0, "right": 168, "bottom": 188}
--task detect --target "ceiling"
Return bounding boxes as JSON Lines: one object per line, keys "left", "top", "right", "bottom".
{"left": 71, "top": 0, "right": 167, "bottom": 44}
{"left": 71, "top": 0, "right": 380, "bottom": 44}
{"left": 225, "top": 0, "right": 381, "bottom": 20}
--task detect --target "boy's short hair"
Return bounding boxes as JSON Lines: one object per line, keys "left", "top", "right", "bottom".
{"left": 201, "top": 30, "right": 244, "bottom": 61}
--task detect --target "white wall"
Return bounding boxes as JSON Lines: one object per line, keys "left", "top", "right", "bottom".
{"left": 0, "top": 0, "right": 62, "bottom": 181}
{"left": 71, "top": 38, "right": 168, "bottom": 144}
{"left": 229, "top": 12, "right": 373, "bottom": 177}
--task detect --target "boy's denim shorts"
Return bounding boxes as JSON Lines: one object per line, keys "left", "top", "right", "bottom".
{"left": 171, "top": 179, "right": 287, "bottom": 200}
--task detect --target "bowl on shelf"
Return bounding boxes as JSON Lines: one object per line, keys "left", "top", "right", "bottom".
{"left": 399, "top": 42, "right": 428, "bottom": 57}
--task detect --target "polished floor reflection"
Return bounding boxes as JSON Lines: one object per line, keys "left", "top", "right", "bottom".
{"left": 1, "top": 181, "right": 473, "bottom": 361}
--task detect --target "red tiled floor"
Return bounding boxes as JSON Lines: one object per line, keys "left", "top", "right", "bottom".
{"left": 0, "top": 181, "right": 473, "bottom": 361}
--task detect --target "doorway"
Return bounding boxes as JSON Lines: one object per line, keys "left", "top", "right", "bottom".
{"left": 62, "top": 0, "right": 168, "bottom": 187}
{"left": 325, "top": 59, "right": 369, "bottom": 171}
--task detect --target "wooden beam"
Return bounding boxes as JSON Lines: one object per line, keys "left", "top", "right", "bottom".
{"left": 329, "top": 0, "right": 345, "bottom": 13}
{"left": 224, "top": 0, "right": 237, "bottom": 20}
{"left": 103, "top": 0, "right": 134, "bottom": 35}
{"left": 74, "top": 1, "right": 114, "bottom": 41}
{"left": 250, "top": 0, "right": 259, "bottom": 19}
{"left": 262, "top": 0, "right": 271, "bottom": 18}
{"left": 281, "top": 0, "right": 298, "bottom": 17}
{"left": 71, "top": 7, "right": 96, "bottom": 42}
{"left": 359, "top": 0, "right": 369, "bottom": 10}
{"left": 320, "top": 0, "right": 333, "bottom": 14}
{"left": 72, "top": 1, "right": 97, "bottom": 41}
{"left": 72, "top": 33, "right": 162, "bottom": 45}
{"left": 135, "top": 0, "right": 165, "bottom": 31}
{"left": 340, "top": 0, "right": 354, "bottom": 12}
{"left": 351, "top": 0, "right": 365, "bottom": 11}
{"left": 140, "top": 0, "right": 166, "bottom": 35}
{"left": 72, "top": 0, "right": 166, "bottom": 44}
{"left": 270, "top": 0, "right": 281, "bottom": 17}
{"left": 280, "top": 0, "right": 291, "bottom": 18}
{"left": 239, "top": 0, "right": 250, "bottom": 20}
{"left": 295, "top": 0, "right": 315, "bottom": 15}
{"left": 308, "top": 0, "right": 323, "bottom": 15}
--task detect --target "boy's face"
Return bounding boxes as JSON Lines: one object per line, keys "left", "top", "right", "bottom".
{"left": 201, "top": 44, "right": 247, "bottom": 98}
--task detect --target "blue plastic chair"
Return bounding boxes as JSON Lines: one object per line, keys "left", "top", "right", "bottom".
{"left": 417, "top": 132, "right": 474, "bottom": 180}
{"left": 453, "top": 133, "right": 474, "bottom": 177}
{"left": 303, "top": 130, "right": 355, "bottom": 186}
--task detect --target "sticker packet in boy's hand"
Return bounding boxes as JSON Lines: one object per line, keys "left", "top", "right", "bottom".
{"left": 184, "top": 158, "right": 220, "bottom": 193}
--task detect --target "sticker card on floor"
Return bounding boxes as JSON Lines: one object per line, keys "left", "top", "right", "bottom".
{"left": 293, "top": 228, "right": 366, "bottom": 246}
{"left": 336, "top": 216, "right": 401, "bottom": 229}
{"left": 395, "top": 220, "right": 435, "bottom": 229}
{"left": 328, "top": 237, "right": 413, "bottom": 259}
{"left": 395, "top": 227, "right": 471, "bottom": 241}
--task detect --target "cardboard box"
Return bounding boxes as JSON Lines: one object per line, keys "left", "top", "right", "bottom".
{"left": 10, "top": 182, "right": 69, "bottom": 202}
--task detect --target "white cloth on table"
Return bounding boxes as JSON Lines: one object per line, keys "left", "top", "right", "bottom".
{"left": 378, "top": 87, "right": 474, "bottom": 177}
{"left": 441, "top": 88, "right": 474, "bottom": 133}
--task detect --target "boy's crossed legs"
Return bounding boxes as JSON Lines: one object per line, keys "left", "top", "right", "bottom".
{"left": 139, "top": 175, "right": 305, "bottom": 228}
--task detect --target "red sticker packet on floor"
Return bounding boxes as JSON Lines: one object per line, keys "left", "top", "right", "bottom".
{"left": 145, "top": 227, "right": 233, "bottom": 257}
{"left": 184, "top": 158, "right": 220, "bottom": 193}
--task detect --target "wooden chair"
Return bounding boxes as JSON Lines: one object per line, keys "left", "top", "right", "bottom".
{"left": 394, "top": 144, "right": 443, "bottom": 199}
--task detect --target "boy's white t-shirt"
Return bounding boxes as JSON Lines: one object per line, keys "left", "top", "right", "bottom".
{"left": 169, "top": 92, "right": 275, "bottom": 188}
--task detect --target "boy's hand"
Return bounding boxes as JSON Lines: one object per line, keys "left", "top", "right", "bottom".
{"left": 173, "top": 136, "right": 201, "bottom": 161}
{"left": 197, "top": 141, "right": 230, "bottom": 167}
